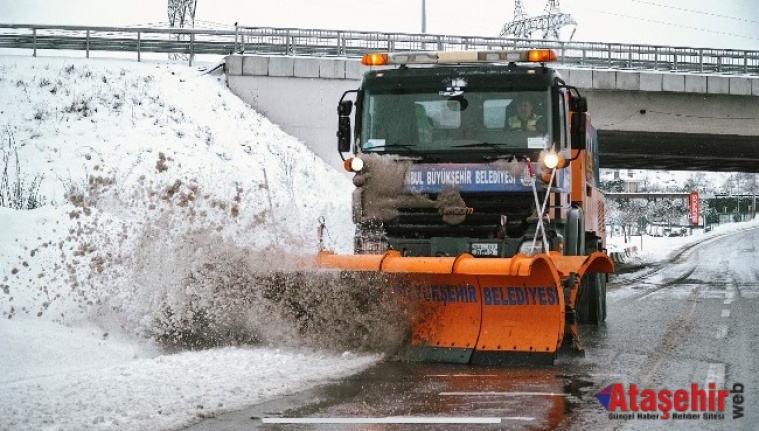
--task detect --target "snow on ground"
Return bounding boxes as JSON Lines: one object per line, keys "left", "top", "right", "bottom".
{"left": 0, "top": 55, "right": 398, "bottom": 431}
{"left": 2, "top": 53, "right": 757, "bottom": 431}
{"left": 605, "top": 218, "right": 759, "bottom": 301}
{"left": 606, "top": 217, "right": 759, "bottom": 267}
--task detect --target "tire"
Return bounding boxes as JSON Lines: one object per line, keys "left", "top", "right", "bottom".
{"left": 585, "top": 236, "right": 607, "bottom": 323}
{"left": 577, "top": 273, "right": 604, "bottom": 325}
{"left": 589, "top": 273, "right": 603, "bottom": 325}
{"left": 575, "top": 274, "right": 591, "bottom": 323}
{"left": 599, "top": 273, "right": 607, "bottom": 323}
{"left": 564, "top": 209, "right": 585, "bottom": 256}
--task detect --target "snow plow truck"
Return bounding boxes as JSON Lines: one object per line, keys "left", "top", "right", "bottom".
{"left": 317, "top": 48, "right": 613, "bottom": 364}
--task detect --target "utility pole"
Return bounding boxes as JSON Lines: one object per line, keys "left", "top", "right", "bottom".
{"left": 753, "top": 174, "right": 756, "bottom": 219}
{"left": 421, "top": 0, "right": 427, "bottom": 33}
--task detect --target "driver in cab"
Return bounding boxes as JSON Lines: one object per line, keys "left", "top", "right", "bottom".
{"left": 507, "top": 98, "right": 541, "bottom": 132}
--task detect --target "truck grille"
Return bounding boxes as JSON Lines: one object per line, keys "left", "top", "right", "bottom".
{"left": 388, "top": 192, "right": 536, "bottom": 238}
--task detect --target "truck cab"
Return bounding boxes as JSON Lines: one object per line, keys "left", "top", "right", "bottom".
{"left": 337, "top": 49, "right": 605, "bottom": 260}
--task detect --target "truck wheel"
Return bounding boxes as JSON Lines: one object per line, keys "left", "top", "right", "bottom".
{"left": 590, "top": 273, "right": 604, "bottom": 325}
{"left": 599, "top": 273, "right": 607, "bottom": 322}
{"left": 577, "top": 273, "right": 603, "bottom": 325}
{"left": 576, "top": 274, "right": 591, "bottom": 322}
{"left": 583, "top": 236, "right": 607, "bottom": 323}
{"left": 564, "top": 209, "right": 585, "bottom": 256}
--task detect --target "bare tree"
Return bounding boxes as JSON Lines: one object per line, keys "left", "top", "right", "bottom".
{"left": 1, "top": 128, "right": 45, "bottom": 210}
{"left": 168, "top": 0, "right": 198, "bottom": 28}
{"left": 167, "top": 0, "right": 198, "bottom": 62}
{"left": 684, "top": 172, "right": 708, "bottom": 193}
{"left": 721, "top": 173, "right": 737, "bottom": 196}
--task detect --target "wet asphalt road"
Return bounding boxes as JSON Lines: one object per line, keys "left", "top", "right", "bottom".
{"left": 186, "top": 226, "right": 759, "bottom": 431}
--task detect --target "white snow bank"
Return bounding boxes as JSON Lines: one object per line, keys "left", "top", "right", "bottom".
{"left": 0, "top": 317, "right": 380, "bottom": 430}
{"left": 0, "top": 56, "right": 396, "bottom": 431}
{"left": 607, "top": 217, "right": 759, "bottom": 266}
{"left": 0, "top": 55, "right": 354, "bottom": 253}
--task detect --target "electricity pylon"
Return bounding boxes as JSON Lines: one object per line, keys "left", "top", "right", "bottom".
{"left": 499, "top": 0, "right": 577, "bottom": 40}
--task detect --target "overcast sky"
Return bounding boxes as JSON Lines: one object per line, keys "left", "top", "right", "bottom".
{"left": 2, "top": 0, "right": 758, "bottom": 50}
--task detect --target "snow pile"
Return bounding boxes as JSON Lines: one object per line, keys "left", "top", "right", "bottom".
{"left": 0, "top": 56, "right": 352, "bottom": 250}
{"left": 0, "top": 323, "right": 379, "bottom": 430}
{"left": 0, "top": 56, "right": 406, "bottom": 430}
{"left": 607, "top": 216, "right": 759, "bottom": 266}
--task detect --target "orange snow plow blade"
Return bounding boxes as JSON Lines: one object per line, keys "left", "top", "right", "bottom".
{"left": 316, "top": 251, "right": 613, "bottom": 364}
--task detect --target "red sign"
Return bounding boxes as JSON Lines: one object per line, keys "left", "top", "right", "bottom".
{"left": 689, "top": 192, "right": 699, "bottom": 225}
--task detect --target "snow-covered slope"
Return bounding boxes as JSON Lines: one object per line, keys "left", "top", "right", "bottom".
{"left": 0, "top": 56, "right": 398, "bottom": 430}
{"left": 0, "top": 56, "right": 354, "bottom": 249}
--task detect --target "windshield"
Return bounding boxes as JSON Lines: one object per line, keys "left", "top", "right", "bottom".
{"left": 360, "top": 89, "right": 553, "bottom": 154}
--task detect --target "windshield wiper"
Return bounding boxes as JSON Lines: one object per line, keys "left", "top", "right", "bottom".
{"left": 363, "top": 143, "right": 424, "bottom": 156}
{"left": 452, "top": 142, "right": 510, "bottom": 150}
{"left": 363, "top": 143, "right": 445, "bottom": 162}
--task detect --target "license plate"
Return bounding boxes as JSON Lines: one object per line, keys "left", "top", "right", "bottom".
{"left": 471, "top": 243, "right": 498, "bottom": 256}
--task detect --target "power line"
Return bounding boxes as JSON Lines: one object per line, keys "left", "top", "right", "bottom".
{"left": 631, "top": 0, "right": 759, "bottom": 25}
{"left": 645, "top": 110, "right": 759, "bottom": 121}
{"left": 578, "top": 8, "right": 759, "bottom": 43}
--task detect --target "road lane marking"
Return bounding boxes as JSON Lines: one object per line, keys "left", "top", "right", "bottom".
{"left": 439, "top": 391, "right": 569, "bottom": 397}
{"left": 588, "top": 373, "right": 625, "bottom": 378}
{"left": 261, "top": 417, "right": 506, "bottom": 424}
{"left": 638, "top": 287, "right": 701, "bottom": 385}
{"left": 705, "top": 363, "right": 726, "bottom": 390}
{"left": 721, "top": 309, "right": 731, "bottom": 318}
{"left": 425, "top": 374, "right": 498, "bottom": 378}
{"left": 725, "top": 286, "right": 735, "bottom": 304}
{"left": 714, "top": 325, "right": 728, "bottom": 339}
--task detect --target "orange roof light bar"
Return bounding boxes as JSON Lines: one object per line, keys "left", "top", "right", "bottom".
{"left": 362, "top": 49, "right": 558, "bottom": 66}
{"left": 361, "top": 53, "right": 389, "bottom": 66}
{"left": 527, "top": 49, "right": 558, "bottom": 63}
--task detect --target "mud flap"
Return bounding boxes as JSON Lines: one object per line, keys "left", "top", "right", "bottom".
{"left": 550, "top": 251, "right": 615, "bottom": 316}
{"left": 549, "top": 251, "right": 615, "bottom": 352}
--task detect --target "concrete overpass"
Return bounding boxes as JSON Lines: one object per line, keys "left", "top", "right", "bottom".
{"left": 224, "top": 54, "right": 759, "bottom": 173}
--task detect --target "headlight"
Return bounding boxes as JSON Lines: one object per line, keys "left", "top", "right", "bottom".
{"left": 543, "top": 152, "right": 566, "bottom": 170}
{"left": 344, "top": 157, "right": 365, "bottom": 172}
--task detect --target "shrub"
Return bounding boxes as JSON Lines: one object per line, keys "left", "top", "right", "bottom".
{"left": 0, "top": 128, "right": 46, "bottom": 209}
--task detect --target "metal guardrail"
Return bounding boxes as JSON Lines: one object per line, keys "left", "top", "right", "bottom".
{"left": 0, "top": 24, "right": 237, "bottom": 66}
{"left": 2, "top": 24, "right": 759, "bottom": 75}
{"left": 234, "top": 27, "right": 759, "bottom": 76}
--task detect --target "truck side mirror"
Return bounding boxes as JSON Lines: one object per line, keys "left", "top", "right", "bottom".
{"left": 338, "top": 100, "right": 353, "bottom": 116}
{"left": 571, "top": 112, "right": 587, "bottom": 151}
{"left": 570, "top": 95, "right": 587, "bottom": 113}
{"left": 337, "top": 100, "right": 353, "bottom": 153}
{"left": 337, "top": 116, "right": 352, "bottom": 152}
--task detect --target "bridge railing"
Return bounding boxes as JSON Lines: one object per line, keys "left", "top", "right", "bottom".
{"left": 2, "top": 23, "right": 759, "bottom": 75}
{"left": 233, "top": 27, "right": 759, "bottom": 75}
{"left": 0, "top": 24, "right": 237, "bottom": 65}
